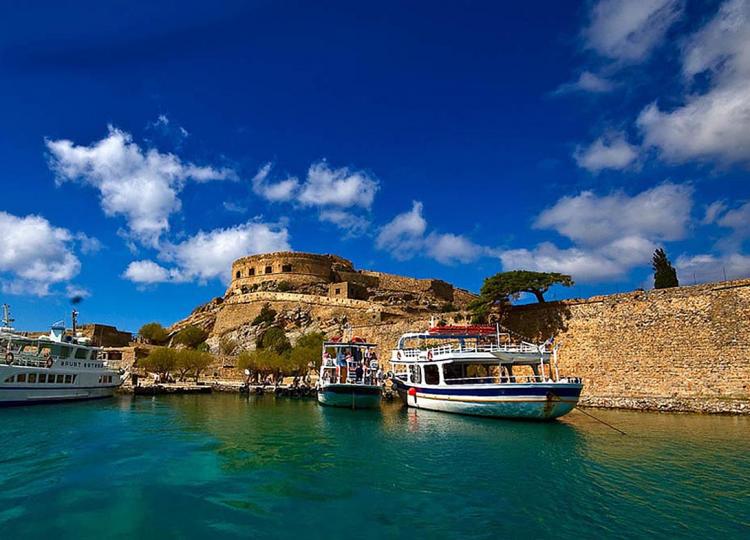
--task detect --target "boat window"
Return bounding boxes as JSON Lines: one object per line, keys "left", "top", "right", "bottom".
{"left": 424, "top": 364, "right": 440, "bottom": 385}
{"left": 4, "top": 375, "right": 14, "bottom": 383}
{"left": 17, "top": 373, "right": 26, "bottom": 383}
{"left": 38, "top": 373, "right": 47, "bottom": 383}
{"left": 28, "top": 373, "right": 37, "bottom": 383}
{"left": 64, "top": 375, "right": 72, "bottom": 384}
{"left": 48, "top": 375, "right": 56, "bottom": 384}
{"left": 409, "top": 365, "right": 421, "bottom": 384}
{"left": 59, "top": 345, "right": 72, "bottom": 358}
{"left": 56, "top": 374, "right": 64, "bottom": 383}
{"left": 74, "top": 347, "right": 88, "bottom": 359}
{"left": 443, "top": 363, "right": 464, "bottom": 384}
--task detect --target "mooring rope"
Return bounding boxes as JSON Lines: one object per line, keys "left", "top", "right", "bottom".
{"left": 574, "top": 406, "right": 626, "bottom": 435}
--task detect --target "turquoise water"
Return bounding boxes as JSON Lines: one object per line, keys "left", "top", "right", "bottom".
{"left": 0, "top": 395, "right": 748, "bottom": 539}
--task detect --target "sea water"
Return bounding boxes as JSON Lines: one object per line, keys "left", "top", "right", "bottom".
{"left": 0, "top": 394, "right": 747, "bottom": 539}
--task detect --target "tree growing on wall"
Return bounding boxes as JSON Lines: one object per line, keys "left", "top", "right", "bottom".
{"left": 652, "top": 248, "right": 679, "bottom": 289}
{"left": 470, "top": 270, "right": 574, "bottom": 321}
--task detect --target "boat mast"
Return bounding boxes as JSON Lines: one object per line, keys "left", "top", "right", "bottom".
{"left": 71, "top": 309, "right": 79, "bottom": 335}
{"left": 1, "top": 304, "right": 13, "bottom": 329}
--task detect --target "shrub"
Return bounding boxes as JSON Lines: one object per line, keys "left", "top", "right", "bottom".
{"left": 440, "top": 302, "right": 457, "bottom": 313}
{"left": 173, "top": 325, "right": 208, "bottom": 349}
{"left": 276, "top": 280, "right": 292, "bottom": 292}
{"left": 295, "top": 332, "right": 325, "bottom": 350}
{"left": 252, "top": 303, "right": 277, "bottom": 326}
{"left": 139, "top": 322, "right": 168, "bottom": 344}
{"left": 140, "top": 347, "right": 177, "bottom": 378}
{"left": 256, "top": 326, "right": 291, "bottom": 355}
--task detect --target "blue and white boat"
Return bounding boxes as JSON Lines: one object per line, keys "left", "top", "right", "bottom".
{"left": 389, "top": 324, "right": 583, "bottom": 420}
{"left": 317, "top": 338, "right": 383, "bottom": 409}
{"left": 0, "top": 306, "right": 124, "bottom": 407}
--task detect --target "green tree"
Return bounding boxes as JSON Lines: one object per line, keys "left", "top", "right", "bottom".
{"left": 295, "top": 332, "right": 325, "bottom": 350}
{"left": 175, "top": 349, "right": 213, "bottom": 382}
{"left": 238, "top": 348, "right": 284, "bottom": 383}
{"left": 138, "top": 322, "right": 168, "bottom": 344}
{"left": 652, "top": 248, "right": 679, "bottom": 289}
{"left": 140, "top": 347, "right": 177, "bottom": 378}
{"left": 173, "top": 325, "right": 208, "bottom": 349}
{"left": 252, "top": 303, "right": 277, "bottom": 326}
{"left": 256, "top": 326, "right": 291, "bottom": 355}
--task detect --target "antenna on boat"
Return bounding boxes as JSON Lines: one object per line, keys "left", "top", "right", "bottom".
{"left": 71, "top": 309, "right": 79, "bottom": 335}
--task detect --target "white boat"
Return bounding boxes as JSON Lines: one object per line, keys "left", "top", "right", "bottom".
{"left": 317, "top": 338, "right": 382, "bottom": 409}
{"left": 0, "top": 306, "right": 124, "bottom": 406}
{"left": 389, "top": 324, "right": 583, "bottom": 420}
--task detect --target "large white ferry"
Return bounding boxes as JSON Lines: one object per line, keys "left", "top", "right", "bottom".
{"left": 317, "top": 337, "right": 383, "bottom": 409}
{"left": 0, "top": 306, "right": 124, "bottom": 406}
{"left": 389, "top": 324, "right": 583, "bottom": 420}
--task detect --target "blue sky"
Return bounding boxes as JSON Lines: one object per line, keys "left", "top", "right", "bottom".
{"left": 2, "top": 0, "right": 750, "bottom": 331}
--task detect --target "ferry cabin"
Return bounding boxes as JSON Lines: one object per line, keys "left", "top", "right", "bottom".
{"left": 0, "top": 332, "right": 122, "bottom": 406}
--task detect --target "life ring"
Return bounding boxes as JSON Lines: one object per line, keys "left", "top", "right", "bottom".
{"left": 396, "top": 350, "right": 402, "bottom": 360}
{"left": 5, "top": 352, "right": 14, "bottom": 365}
{"left": 45, "top": 356, "right": 53, "bottom": 369}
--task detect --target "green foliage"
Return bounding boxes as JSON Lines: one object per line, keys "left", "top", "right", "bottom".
{"left": 238, "top": 348, "right": 284, "bottom": 378}
{"left": 276, "top": 280, "right": 292, "bottom": 292}
{"left": 138, "top": 322, "right": 168, "bottom": 344}
{"left": 196, "top": 342, "right": 210, "bottom": 352}
{"left": 219, "top": 337, "right": 238, "bottom": 356}
{"left": 252, "top": 303, "right": 277, "bottom": 326}
{"left": 173, "top": 325, "right": 208, "bottom": 349}
{"left": 481, "top": 270, "right": 573, "bottom": 303}
{"left": 440, "top": 302, "right": 457, "bottom": 313}
{"left": 140, "top": 347, "right": 177, "bottom": 377}
{"left": 256, "top": 326, "right": 291, "bottom": 355}
{"left": 295, "top": 332, "right": 325, "bottom": 350}
{"left": 653, "top": 248, "right": 679, "bottom": 289}
{"left": 175, "top": 349, "right": 213, "bottom": 382}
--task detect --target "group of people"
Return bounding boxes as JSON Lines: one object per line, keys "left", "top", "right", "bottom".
{"left": 322, "top": 348, "right": 385, "bottom": 385}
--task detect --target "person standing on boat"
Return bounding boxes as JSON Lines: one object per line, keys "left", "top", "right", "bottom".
{"left": 336, "top": 351, "right": 348, "bottom": 383}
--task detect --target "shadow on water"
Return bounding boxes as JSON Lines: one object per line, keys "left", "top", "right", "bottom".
{"left": 0, "top": 394, "right": 748, "bottom": 540}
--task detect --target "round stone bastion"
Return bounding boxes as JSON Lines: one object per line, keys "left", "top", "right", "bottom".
{"left": 229, "top": 252, "right": 355, "bottom": 290}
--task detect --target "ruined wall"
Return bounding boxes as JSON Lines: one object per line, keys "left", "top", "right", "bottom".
{"left": 359, "top": 271, "right": 456, "bottom": 303}
{"left": 504, "top": 279, "right": 750, "bottom": 413}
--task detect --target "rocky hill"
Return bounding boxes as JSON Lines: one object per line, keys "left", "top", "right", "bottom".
{"left": 170, "top": 251, "right": 477, "bottom": 354}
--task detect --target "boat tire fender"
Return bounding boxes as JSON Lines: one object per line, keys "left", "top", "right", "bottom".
{"left": 45, "top": 356, "right": 53, "bottom": 369}
{"left": 5, "top": 352, "right": 13, "bottom": 365}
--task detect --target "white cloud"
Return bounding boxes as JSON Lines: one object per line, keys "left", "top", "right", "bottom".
{"left": 65, "top": 284, "right": 91, "bottom": 299}
{"left": 299, "top": 161, "right": 379, "bottom": 209}
{"left": 499, "top": 184, "right": 693, "bottom": 282}
{"left": 676, "top": 252, "right": 750, "bottom": 282}
{"left": 573, "top": 132, "right": 639, "bottom": 172}
{"left": 0, "top": 211, "right": 81, "bottom": 296}
{"left": 376, "top": 201, "right": 428, "bottom": 259}
{"left": 123, "top": 222, "right": 291, "bottom": 286}
{"left": 376, "top": 201, "right": 486, "bottom": 264}
{"left": 535, "top": 183, "right": 692, "bottom": 247}
{"left": 584, "top": 0, "right": 683, "bottom": 62}
{"left": 426, "top": 232, "right": 485, "bottom": 264}
{"left": 701, "top": 200, "right": 728, "bottom": 224}
{"left": 251, "top": 162, "right": 299, "bottom": 202}
{"left": 122, "top": 260, "right": 173, "bottom": 284}
{"left": 638, "top": 0, "right": 750, "bottom": 166}
{"left": 555, "top": 71, "right": 616, "bottom": 94}
{"left": 47, "top": 126, "right": 235, "bottom": 247}
{"left": 319, "top": 209, "right": 370, "bottom": 237}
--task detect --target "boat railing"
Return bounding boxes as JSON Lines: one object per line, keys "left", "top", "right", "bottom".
{"left": 445, "top": 375, "right": 554, "bottom": 384}
{"left": 4, "top": 354, "right": 53, "bottom": 368}
{"left": 391, "top": 342, "right": 549, "bottom": 362}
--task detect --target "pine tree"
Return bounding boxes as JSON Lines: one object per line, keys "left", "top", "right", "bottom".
{"left": 652, "top": 248, "right": 679, "bottom": 289}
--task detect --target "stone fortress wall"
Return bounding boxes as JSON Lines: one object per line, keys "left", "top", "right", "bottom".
{"left": 226, "top": 251, "right": 471, "bottom": 307}
{"left": 501, "top": 279, "right": 750, "bottom": 413}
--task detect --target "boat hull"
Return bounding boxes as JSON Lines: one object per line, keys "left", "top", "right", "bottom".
{"left": 317, "top": 383, "right": 382, "bottom": 409}
{"left": 391, "top": 378, "right": 582, "bottom": 420}
{"left": 0, "top": 385, "right": 118, "bottom": 406}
